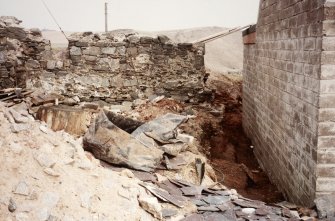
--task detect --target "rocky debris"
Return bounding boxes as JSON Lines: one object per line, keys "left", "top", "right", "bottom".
{"left": 0, "top": 102, "right": 157, "bottom": 220}
{"left": 132, "top": 113, "right": 188, "bottom": 147}
{"left": 138, "top": 195, "right": 163, "bottom": 220}
{"left": 0, "top": 96, "right": 325, "bottom": 221}
{"left": 13, "top": 181, "right": 30, "bottom": 196}
{"left": 83, "top": 110, "right": 164, "bottom": 172}
{"left": 8, "top": 198, "right": 17, "bottom": 212}
{"left": 33, "top": 151, "right": 57, "bottom": 168}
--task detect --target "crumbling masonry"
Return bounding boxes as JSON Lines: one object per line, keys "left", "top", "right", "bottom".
{"left": 243, "top": 0, "right": 335, "bottom": 206}
{"left": 0, "top": 17, "right": 209, "bottom": 104}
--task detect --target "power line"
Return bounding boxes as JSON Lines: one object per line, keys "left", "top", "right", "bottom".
{"left": 40, "top": 0, "right": 68, "bottom": 41}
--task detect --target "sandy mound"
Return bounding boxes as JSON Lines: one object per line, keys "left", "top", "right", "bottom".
{"left": 0, "top": 103, "right": 154, "bottom": 221}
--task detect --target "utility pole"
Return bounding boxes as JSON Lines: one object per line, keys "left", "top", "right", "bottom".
{"left": 105, "top": 2, "right": 108, "bottom": 32}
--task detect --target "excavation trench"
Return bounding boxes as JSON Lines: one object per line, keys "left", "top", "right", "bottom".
{"left": 201, "top": 108, "right": 284, "bottom": 203}
{"left": 34, "top": 73, "right": 284, "bottom": 204}
{"left": 198, "top": 73, "right": 284, "bottom": 203}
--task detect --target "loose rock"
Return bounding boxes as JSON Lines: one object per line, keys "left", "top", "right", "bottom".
{"left": 138, "top": 195, "right": 162, "bottom": 220}
{"left": 13, "top": 181, "right": 30, "bottom": 196}
{"left": 8, "top": 198, "right": 16, "bottom": 212}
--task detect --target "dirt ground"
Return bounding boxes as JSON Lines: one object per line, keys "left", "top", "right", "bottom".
{"left": 132, "top": 72, "right": 284, "bottom": 203}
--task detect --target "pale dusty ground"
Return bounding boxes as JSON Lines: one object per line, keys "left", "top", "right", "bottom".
{"left": 0, "top": 103, "right": 155, "bottom": 221}
{"left": 0, "top": 102, "right": 219, "bottom": 221}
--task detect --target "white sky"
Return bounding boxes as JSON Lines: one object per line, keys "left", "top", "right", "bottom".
{"left": 0, "top": 0, "right": 260, "bottom": 31}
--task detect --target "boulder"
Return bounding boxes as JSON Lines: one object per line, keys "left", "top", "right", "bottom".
{"left": 132, "top": 113, "right": 188, "bottom": 147}
{"left": 83, "top": 111, "right": 163, "bottom": 172}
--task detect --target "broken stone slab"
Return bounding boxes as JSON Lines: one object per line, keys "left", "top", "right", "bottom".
{"left": 83, "top": 111, "right": 163, "bottom": 172}
{"left": 202, "top": 211, "right": 238, "bottom": 221}
{"left": 133, "top": 171, "right": 157, "bottom": 182}
{"left": 197, "top": 205, "right": 220, "bottom": 212}
{"left": 138, "top": 195, "right": 162, "bottom": 220}
{"left": 216, "top": 202, "right": 235, "bottom": 212}
{"left": 157, "top": 180, "right": 184, "bottom": 197}
{"left": 140, "top": 182, "right": 185, "bottom": 208}
{"left": 8, "top": 108, "right": 29, "bottom": 123}
{"left": 162, "top": 208, "right": 178, "bottom": 218}
{"left": 166, "top": 155, "right": 187, "bottom": 170}
{"left": 202, "top": 195, "right": 230, "bottom": 205}
{"left": 182, "top": 214, "right": 203, "bottom": 221}
{"left": 160, "top": 143, "right": 187, "bottom": 157}
{"left": 180, "top": 186, "right": 203, "bottom": 196}
{"left": 10, "top": 123, "right": 30, "bottom": 133}
{"left": 132, "top": 113, "right": 188, "bottom": 148}
{"left": 276, "top": 201, "right": 298, "bottom": 210}
{"left": 34, "top": 151, "right": 56, "bottom": 168}
{"left": 233, "top": 198, "right": 265, "bottom": 209}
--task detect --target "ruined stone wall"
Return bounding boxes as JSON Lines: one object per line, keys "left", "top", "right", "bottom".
{"left": 243, "top": 0, "right": 327, "bottom": 206}
{"left": 0, "top": 16, "right": 51, "bottom": 89}
{"left": 317, "top": 0, "right": 335, "bottom": 198}
{"left": 29, "top": 31, "right": 208, "bottom": 103}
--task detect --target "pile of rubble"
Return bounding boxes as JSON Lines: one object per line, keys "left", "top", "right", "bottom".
{"left": 0, "top": 15, "right": 333, "bottom": 221}
{"left": 0, "top": 95, "right": 331, "bottom": 220}
{"left": 0, "top": 16, "right": 51, "bottom": 89}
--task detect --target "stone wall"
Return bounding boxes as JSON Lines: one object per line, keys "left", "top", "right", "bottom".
{"left": 28, "top": 31, "right": 209, "bottom": 103}
{"left": 0, "top": 16, "right": 50, "bottom": 89}
{"left": 242, "top": 0, "right": 332, "bottom": 206}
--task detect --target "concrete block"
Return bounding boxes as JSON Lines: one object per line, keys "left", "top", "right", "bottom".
{"left": 318, "top": 136, "right": 335, "bottom": 149}
{"left": 319, "top": 94, "right": 335, "bottom": 108}
{"left": 317, "top": 178, "right": 335, "bottom": 192}
{"left": 318, "top": 149, "right": 335, "bottom": 164}
{"left": 323, "top": 37, "right": 335, "bottom": 51}
{"left": 321, "top": 65, "right": 335, "bottom": 80}
{"left": 319, "top": 108, "right": 335, "bottom": 122}
{"left": 323, "top": 20, "right": 335, "bottom": 36}
{"left": 322, "top": 51, "right": 335, "bottom": 65}
{"left": 304, "top": 37, "right": 316, "bottom": 50}
{"left": 319, "top": 122, "right": 335, "bottom": 136}
{"left": 320, "top": 80, "right": 335, "bottom": 94}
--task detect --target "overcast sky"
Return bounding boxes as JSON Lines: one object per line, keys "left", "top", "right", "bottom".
{"left": 0, "top": 0, "right": 260, "bottom": 31}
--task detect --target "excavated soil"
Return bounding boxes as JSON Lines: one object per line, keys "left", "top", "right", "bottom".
{"left": 202, "top": 72, "right": 284, "bottom": 203}
{"left": 131, "top": 72, "right": 284, "bottom": 203}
